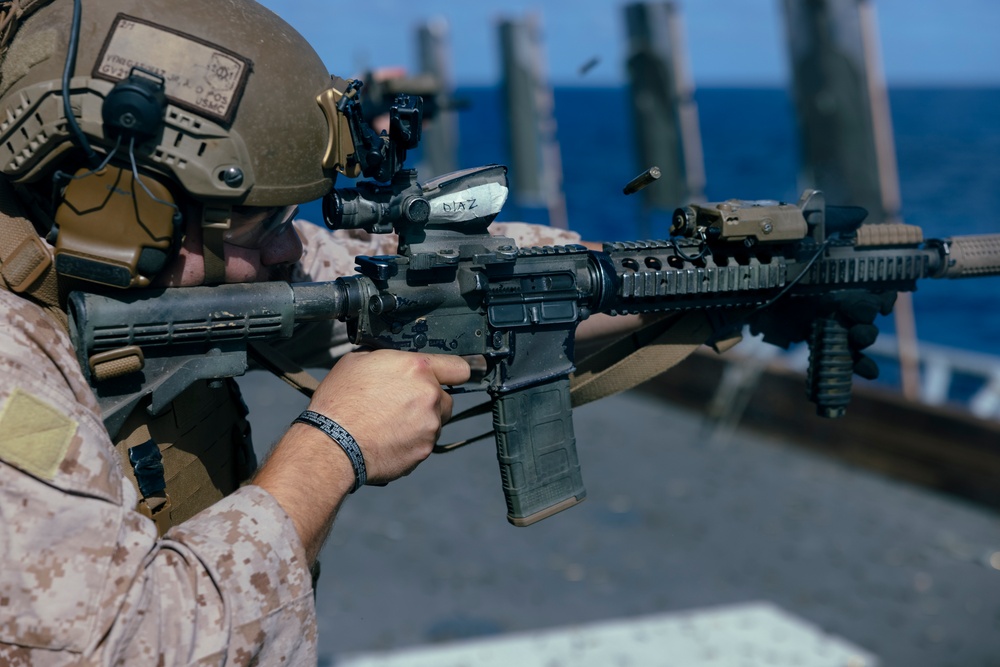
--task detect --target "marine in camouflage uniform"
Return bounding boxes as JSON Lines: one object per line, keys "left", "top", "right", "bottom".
{"left": 0, "top": 1, "right": 585, "bottom": 663}
{"left": 0, "top": 218, "right": 580, "bottom": 666}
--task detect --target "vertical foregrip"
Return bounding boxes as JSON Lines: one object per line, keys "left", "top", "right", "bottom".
{"left": 492, "top": 377, "right": 586, "bottom": 526}
{"left": 806, "top": 317, "right": 854, "bottom": 418}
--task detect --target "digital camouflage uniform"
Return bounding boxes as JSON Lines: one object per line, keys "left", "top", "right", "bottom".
{"left": 0, "top": 218, "right": 581, "bottom": 665}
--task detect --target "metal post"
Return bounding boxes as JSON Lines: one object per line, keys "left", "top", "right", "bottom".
{"left": 624, "top": 2, "right": 705, "bottom": 236}
{"left": 416, "top": 18, "right": 458, "bottom": 178}
{"left": 781, "top": 0, "right": 920, "bottom": 399}
{"left": 497, "top": 14, "right": 567, "bottom": 228}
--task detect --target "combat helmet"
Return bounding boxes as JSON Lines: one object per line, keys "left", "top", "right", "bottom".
{"left": 0, "top": 0, "right": 355, "bottom": 289}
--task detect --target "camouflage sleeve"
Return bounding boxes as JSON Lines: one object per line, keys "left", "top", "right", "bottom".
{"left": 283, "top": 218, "right": 584, "bottom": 366}
{"left": 487, "top": 221, "right": 583, "bottom": 247}
{"left": 0, "top": 291, "right": 316, "bottom": 666}
{"left": 290, "top": 219, "right": 399, "bottom": 284}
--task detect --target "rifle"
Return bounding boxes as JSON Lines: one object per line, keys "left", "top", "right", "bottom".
{"left": 67, "top": 85, "right": 1000, "bottom": 526}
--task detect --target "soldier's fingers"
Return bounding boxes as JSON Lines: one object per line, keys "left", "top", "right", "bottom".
{"left": 839, "top": 292, "right": 880, "bottom": 324}
{"left": 853, "top": 355, "right": 880, "bottom": 380}
{"left": 848, "top": 323, "right": 879, "bottom": 350}
{"left": 425, "top": 354, "right": 472, "bottom": 387}
{"left": 877, "top": 291, "right": 898, "bottom": 316}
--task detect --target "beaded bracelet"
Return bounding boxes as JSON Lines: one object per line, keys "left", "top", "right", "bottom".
{"left": 292, "top": 410, "right": 367, "bottom": 493}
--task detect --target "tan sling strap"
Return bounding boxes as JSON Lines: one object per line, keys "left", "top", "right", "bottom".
{"left": 569, "top": 311, "right": 716, "bottom": 406}
{"left": 570, "top": 310, "right": 745, "bottom": 407}
{"left": 200, "top": 206, "right": 230, "bottom": 286}
{"left": 248, "top": 340, "right": 321, "bottom": 396}
{"left": 0, "top": 178, "right": 68, "bottom": 329}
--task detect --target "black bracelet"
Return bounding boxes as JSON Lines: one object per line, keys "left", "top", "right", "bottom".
{"left": 292, "top": 410, "right": 367, "bottom": 493}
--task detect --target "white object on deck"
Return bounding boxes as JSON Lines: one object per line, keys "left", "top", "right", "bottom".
{"left": 335, "top": 602, "right": 876, "bottom": 667}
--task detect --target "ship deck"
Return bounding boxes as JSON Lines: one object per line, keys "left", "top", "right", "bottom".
{"left": 239, "top": 368, "right": 1000, "bottom": 667}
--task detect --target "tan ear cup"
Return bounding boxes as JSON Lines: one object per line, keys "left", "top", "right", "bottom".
{"left": 53, "top": 166, "right": 179, "bottom": 288}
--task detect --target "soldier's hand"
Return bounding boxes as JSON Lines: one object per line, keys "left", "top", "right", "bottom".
{"left": 307, "top": 349, "right": 471, "bottom": 483}
{"left": 749, "top": 290, "right": 897, "bottom": 380}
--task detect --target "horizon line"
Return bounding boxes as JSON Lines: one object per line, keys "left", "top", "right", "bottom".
{"left": 449, "top": 79, "right": 1000, "bottom": 89}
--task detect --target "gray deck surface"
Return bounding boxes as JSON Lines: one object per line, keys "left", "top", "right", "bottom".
{"left": 239, "top": 370, "right": 1000, "bottom": 667}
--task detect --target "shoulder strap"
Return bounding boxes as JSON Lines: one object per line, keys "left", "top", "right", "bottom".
{"left": 248, "top": 340, "right": 321, "bottom": 396}
{"left": 0, "top": 178, "right": 67, "bottom": 330}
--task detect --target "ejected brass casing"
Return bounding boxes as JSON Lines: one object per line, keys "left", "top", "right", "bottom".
{"left": 623, "top": 166, "right": 661, "bottom": 195}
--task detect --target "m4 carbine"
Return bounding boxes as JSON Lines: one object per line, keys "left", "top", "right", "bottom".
{"left": 68, "top": 169, "right": 1000, "bottom": 526}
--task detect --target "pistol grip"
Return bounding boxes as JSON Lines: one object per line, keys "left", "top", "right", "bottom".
{"left": 492, "top": 377, "right": 586, "bottom": 526}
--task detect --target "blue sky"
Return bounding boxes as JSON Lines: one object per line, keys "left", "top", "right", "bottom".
{"left": 257, "top": 0, "right": 998, "bottom": 86}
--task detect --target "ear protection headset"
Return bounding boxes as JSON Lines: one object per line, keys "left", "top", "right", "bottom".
{"left": 51, "top": 65, "right": 185, "bottom": 289}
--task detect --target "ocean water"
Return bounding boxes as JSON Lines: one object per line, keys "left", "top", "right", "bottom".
{"left": 307, "top": 86, "right": 1000, "bottom": 361}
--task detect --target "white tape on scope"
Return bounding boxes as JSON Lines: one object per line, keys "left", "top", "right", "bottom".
{"left": 429, "top": 182, "right": 508, "bottom": 223}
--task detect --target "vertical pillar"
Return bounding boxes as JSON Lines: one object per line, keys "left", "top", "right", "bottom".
{"left": 498, "top": 14, "right": 567, "bottom": 228}
{"left": 781, "top": 0, "right": 901, "bottom": 223}
{"left": 624, "top": 1, "right": 705, "bottom": 234}
{"left": 781, "top": 0, "right": 919, "bottom": 398}
{"left": 416, "top": 18, "right": 458, "bottom": 178}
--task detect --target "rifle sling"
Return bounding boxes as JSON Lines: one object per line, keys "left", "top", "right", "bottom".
{"left": 247, "top": 341, "right": 321, "bottom": 397}
{"left": 569, "top": 311, "right": 715, "bottom": 407}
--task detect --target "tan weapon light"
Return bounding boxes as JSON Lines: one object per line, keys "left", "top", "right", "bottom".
{"left": 672, "top": 199, "right": 809, "bottom": 244}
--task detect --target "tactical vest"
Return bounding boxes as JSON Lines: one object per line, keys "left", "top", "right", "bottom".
{"left": 112, "top": 379, "right": 257, "bottom": 535}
